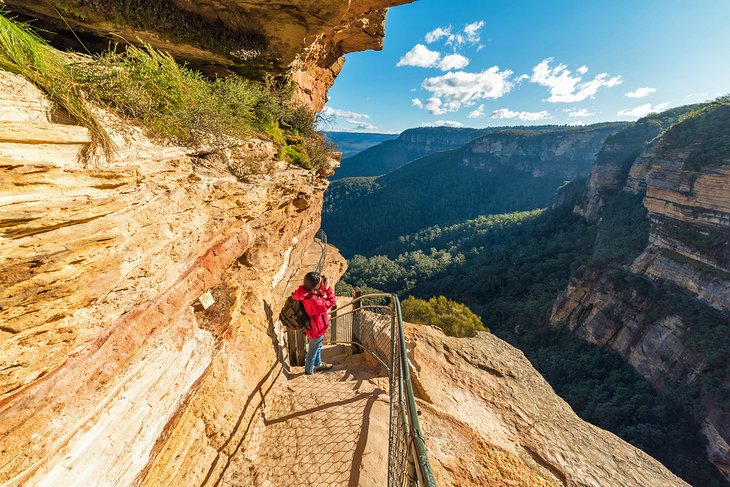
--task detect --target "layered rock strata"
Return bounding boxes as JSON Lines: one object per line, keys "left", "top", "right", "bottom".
{"left": 463, "top": 126, "right": 621, "bottom": 179}
{"left": 551, "top": 104, "right": 730, "bottom": 479}
{"left": 0, "top": 71, "right": 344, "bottom": 485}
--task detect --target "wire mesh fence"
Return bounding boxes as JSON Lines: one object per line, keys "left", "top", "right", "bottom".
{"left": 328, "top": 294, "right": 436, "bottom": 487}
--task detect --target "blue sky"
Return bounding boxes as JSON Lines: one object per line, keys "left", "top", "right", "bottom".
{"left": 323, "top": 0, "right": 730, "bottom": 133}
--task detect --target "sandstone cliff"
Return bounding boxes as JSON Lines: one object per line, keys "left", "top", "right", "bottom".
{"left": 572, "top": 108, "right": 695, "bottom": 223}
{"left": 551, "top": 100, "right": 730, "bottom": 480}
{"left": 0, "top": 67, "right": 351, "bottom": 485}
{"left": 3, "top": 0, "right": 413, "bottom": 110}
{"left": 462, "top": 125, "right": 621, "bottom": 179}
{"left": 408, "top": 325, "right": 689, "bottom": 487}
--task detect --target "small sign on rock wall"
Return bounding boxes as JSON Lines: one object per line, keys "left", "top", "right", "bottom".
{"left": 199, "top": 291, "right": 215, "bottom": 310}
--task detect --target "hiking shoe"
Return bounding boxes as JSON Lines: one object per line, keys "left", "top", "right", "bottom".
{"left": 314, "top": 362, "right": 333, "bottom": 371}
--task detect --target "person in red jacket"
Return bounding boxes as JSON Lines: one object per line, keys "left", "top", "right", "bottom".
{"left": 293, "top": 271, "right": 337, "bottom": 375}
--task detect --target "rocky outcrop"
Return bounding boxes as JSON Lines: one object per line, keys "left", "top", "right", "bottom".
{"left": 550, "top": 268, "right": 708, "bottom": 386}
{"left": 224, "top": 318, "right": 691, "bottom": 487}
{"left": 552, "top": 100, "right": 730, "bottom": 479}
{"left": 3, "top": 0, "right": 413, "bottom": 110}
{"left": 638, "top": 158, "right": 730, "bottom": 312}
{"left": 551, "top": 179, "right": 586, "bottom": 210}
{"left": 408, "top": 325, "right": 689, "bottom": 487}
{"left": 573, "top": 108, "right": 701, "bottom": 223}
{"left": 0, "top": 70, "right": 346, "bottom": 485}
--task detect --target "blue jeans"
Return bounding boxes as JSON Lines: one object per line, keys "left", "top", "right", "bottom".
{"left": 305, "top": 336, "right": 323, "bottom": 375}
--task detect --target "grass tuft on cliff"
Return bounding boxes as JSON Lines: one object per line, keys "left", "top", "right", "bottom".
{"left": 73, "top": 43, "right": 260, "bottom": 145}
{"left": 0, "top": 11, "right": 113, "bottom": 159}
{"left": 72, "top": 42, "right": 332, "bottom": 171}
{"left": 0, "top": 13, "right": 331, "bottom": 171}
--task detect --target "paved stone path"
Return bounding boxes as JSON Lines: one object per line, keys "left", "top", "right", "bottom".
{"left": 221, "top": 348, "right": 391, "bottom": 487}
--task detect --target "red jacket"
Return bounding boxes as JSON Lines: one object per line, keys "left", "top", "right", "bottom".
{"left": 293, "top": 284, "right": 336, "bottom": 339}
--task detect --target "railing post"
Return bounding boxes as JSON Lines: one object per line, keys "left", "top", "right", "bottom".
{"left": 329, "top": 304, "right": 337, "bottom": 343}
{"left": 352, "top": 287, "right": 363, "bottom": 354}
{"left": 287, "top": 328, "right": 306, "bottom": 366}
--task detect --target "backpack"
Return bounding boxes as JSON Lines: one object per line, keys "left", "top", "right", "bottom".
{"left": 279, "top": 294, "right": 311, "bottom": 331}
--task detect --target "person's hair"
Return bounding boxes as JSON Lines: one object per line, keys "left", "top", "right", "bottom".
{"left": 303, "top": 272, "right": 321, "bottom": 291}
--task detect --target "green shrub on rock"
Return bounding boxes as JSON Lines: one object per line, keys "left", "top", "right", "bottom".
{"left": 277, "top": 144, "right": 311, "bottom": 169}
{"left": 401, "top": 295, "right": 487, "bottom": 337}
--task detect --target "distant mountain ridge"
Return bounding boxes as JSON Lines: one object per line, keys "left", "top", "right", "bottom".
{"left": 331, "top": 126, "right": 489, "bottom": 180}
{"left": 332, "top": 124, "right": 629, "bottom": 180}
{"left": 323, "top": 131, "right": 398, "bottom": 158}
{"left": 324, "top": 122, "right": 626, "bottom": 256}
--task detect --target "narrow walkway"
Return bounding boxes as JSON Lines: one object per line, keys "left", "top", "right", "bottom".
{"left": 221, "top": 346, "right": 391, "bottom": 487}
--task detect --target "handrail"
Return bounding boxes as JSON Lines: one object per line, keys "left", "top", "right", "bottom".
{"left": 328, "top": 293, "right": 437, "bottom": 487}
{"left": 395, "top": 296, "right": 437, "bottom": 486}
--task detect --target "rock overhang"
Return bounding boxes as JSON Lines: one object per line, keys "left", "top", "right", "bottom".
{"left": 2, "top": 0, "right": 414, "bottom": 111}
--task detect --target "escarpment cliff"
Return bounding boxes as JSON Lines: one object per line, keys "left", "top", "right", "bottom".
{"left": 3, "top": 0, "right": 413, "bottom": 110}
{"left": 332, "top": 126, "right": 490, "bottom": 179}
{"left": 460, "top": 125, "right": 622, "bottom": 178}
{"left": 551, "top": 99, "right": 730, "bottom": 480}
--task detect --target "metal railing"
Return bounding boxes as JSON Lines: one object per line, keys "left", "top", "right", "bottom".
{"left": 328, "top": 293, "right": 437, "bottom": 487}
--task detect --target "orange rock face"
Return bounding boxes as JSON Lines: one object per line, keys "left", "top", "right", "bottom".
{"left": 0, "top": 71, "right": 345, "bottom": 485}
{"left": 553, "top": 113, "right": 730, "bottom": 480}
{"left": 407, "top": 325, "right": 689, "bottom": 487}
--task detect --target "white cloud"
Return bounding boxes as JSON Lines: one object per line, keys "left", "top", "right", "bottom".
{"left": 321, "top": 106, "right": 370, "bottom": 121}
{"left": 577, "top": 65, "right": 589, "bottom": 75}
{"left": 617, "top": 102, "right": 670, "bottom": 118}
{"left": 352, "top": 121, "right": 378, "bottom": 130}
{"left": 564, "top": 107, "right": 594, "bottom": 118}
{"left": 425, "top": 26, "right": 451, "bottom": 43}
{"left": 443, "top": 20, "right": 486, "bottom": 48}
{"left": 529, "top": 58, "right": 623, "bottom": 103}
{"left": 397, "top": 44, "right": 441, "bottom": 68}
{"left": 445, "top": 34, "right": 465, "bottom": 48}
{"left": 418, "top": 67, "right": 514, "bottom": 114}
{"left": 412, "top": 97, "right": 448, "bottom": 115}
{"left": 421, "top": 120, "right": 465, "bottom": 128}
{"left": 625, "top": 87, "right": 656, "bottom": 98}
{"left": 464, "top": 20, "right": 486, "bottom": 43}
{"left": 438, "top": 53, "right": 470, "bottom": 71}
{"left": 491, "top": 108, "right": 551, "bottom": 121}
{"left": 468, "top": 104, "right": 486, "bottom": 119}
{"left": 321, "top": 106, "right": 378, "bottom": 130}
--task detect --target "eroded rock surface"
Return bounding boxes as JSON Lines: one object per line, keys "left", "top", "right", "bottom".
{"left": 407, "top": 324, "right": 688, "bottom": 487}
